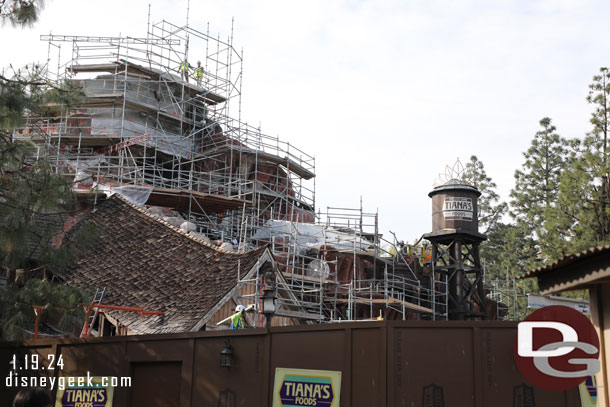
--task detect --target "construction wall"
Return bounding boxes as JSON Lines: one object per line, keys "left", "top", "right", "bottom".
{"left": 0, "top": 321, "right": 579, "bottom": 407}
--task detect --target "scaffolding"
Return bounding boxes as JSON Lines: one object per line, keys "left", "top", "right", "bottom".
{"left": 15, "top": 19, "right": 315, "bottom": 244}
{"left": 485, "top": 277, "right": 527, "bottom": 321}
{"left": 238, "top": 204, "right": 449, "bottom": 324}
{"left": 12, "top": 17, "right": 449, "bottom": 325}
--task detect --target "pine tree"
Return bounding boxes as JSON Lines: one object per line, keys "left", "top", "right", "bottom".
{"left": 546, "top": 67, "right": 610, "bottom": 258}
{"left": 509, "top": 117, "right": 571, "bottom": 259}
{"left": 458, "top": 156, "right": 512, "bottom": 281}
{"left": 461, "top": 155, "right": 507, "bottom": 235}
{"left": 0, "top": 279, "right": 89, "bottom": 340}
{"left": 587, "top": 67, "right": 610, "bottom": 240}
{"left": 0, "top": 1, "right": 93, "bottom": 340}
{"left": 0, "top": 0, "right": 44, "bottom": 27}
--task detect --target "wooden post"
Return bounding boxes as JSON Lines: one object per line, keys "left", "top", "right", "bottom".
{"left": 591, "top": 284, "right": 610, "bottom": 407}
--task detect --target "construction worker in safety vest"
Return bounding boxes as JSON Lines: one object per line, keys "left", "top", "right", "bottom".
{"left": 230, "top": 305, "right": 246, "bottom": 329}
{"left": 194, "top": 61, "right": 204, "bottom": 87}
{"left": 179, "top": 59, "right": 190, "bottom": 82}
{"left": 419, "top": 245, "right": 432, "bottom": 267}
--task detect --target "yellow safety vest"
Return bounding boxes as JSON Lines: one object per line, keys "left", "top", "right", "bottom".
{"left": 195, "top": 67, "right": 204, "bottom": 78}
{"left": 230, "top": 312, "right": 244, "bottom": 329}
{"left": 180, "top": 63, "right": 190, "bottom": 72}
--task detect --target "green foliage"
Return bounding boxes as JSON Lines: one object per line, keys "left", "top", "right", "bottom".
{"left": 0, "top": 64, "right": 81, "bottom": 123}
{"left": 545, "top": 68, "right": 610, "bottom": 259}
{"left": 44, "top": 80, "right": 85, "bottom": 112}
{"left": 0, "top": 0, "right": 44, "bottom": 27}
{"left": 0, "top": 65, "right": 45, "bottom": 127}
{"left": 499, "top": 67, "right": 610, "bottom": 304}
{"left": 481, "top": 222, "right": 540, "bottom": 282}
{"left": 461, "top": 155, "right": 507, "bottom": 235}
{"left": 0, "top": 6, "right": 96, "bottom": 339}
{"left": 509, "top": 117, "right": 573, "bottom": 260}
{"left": 0, "top": 279, "right": 89, "bottom": 340}
{"left": 0, "top": 79, "right": 96, "bottom": 338}
{"left": 458, "top": 156, "right": 520, "bottom": 282}
{"left": 0, "top": 35, "right": 94, "bottom": 275}
{"left": 0, "top": 130, "right": 100, "bottom": 274}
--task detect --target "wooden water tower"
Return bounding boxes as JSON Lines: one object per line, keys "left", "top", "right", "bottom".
{"left": 423, "top": 179, "right": 488, "bottom": 320}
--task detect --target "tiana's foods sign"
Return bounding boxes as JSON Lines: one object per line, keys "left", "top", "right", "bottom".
{"left": 55, "top": 376, "right": 114, "bottom": 407}
{"left": 273, "top": 368, "right": 341, "bottom": 407}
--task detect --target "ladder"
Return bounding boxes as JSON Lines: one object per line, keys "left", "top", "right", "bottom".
{"left": 81, "top": 288, "right": 106, "bottom": 337}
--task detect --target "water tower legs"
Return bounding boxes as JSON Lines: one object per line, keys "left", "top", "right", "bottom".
{"left": 427, "top": 233, "right": 487, "bottom": 320}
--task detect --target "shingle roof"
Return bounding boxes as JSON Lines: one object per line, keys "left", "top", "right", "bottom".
{"left": 520, "top": 245, "right": 610, "bottom": 279}
{"left": 63, "top": 195, "right": 267, "bottom": 334}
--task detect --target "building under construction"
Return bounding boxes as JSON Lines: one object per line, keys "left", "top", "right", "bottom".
{"left": 10, "top": 17, "right": 515, "bottom": 330}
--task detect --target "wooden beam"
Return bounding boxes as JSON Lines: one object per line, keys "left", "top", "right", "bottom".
{"left": 327, "top": 298, "right": 434, "bottom": 314}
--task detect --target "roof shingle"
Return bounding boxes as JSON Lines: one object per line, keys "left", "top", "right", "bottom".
{"left": 63, "top": 195, "right": 267, "bottom": 334}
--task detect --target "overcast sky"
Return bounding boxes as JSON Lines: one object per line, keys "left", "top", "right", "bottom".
{"left": 2, "top": 0, "right": 610, "bottom": 243}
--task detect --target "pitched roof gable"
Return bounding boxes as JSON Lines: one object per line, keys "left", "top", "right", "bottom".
{"left": 63, "top": 195, "right": 267, "bottom": 334}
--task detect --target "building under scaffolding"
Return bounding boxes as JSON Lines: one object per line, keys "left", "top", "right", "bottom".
{"left": 12, "top": 17, "right": 452, "bottom": 327}
{"left": 238, "top": 205, "right": 449, "bottom": 324}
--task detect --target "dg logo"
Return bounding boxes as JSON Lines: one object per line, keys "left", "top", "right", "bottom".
{"left": 513, "top": 305, "right": 600, "bottom": 391}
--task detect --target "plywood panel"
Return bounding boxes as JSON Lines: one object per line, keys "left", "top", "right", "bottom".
{"left": 392, "top": 327, "right": 475, "bottom": 406}
{"left": 192, "top": 335, "right": 266, "bottom": 406}
{"left": 130, "top": 362, "right": 181, "bottom": 407}
{"left": 58, "top": 342, "right": 124, "bottom": 377}
{"left": 351, "top": 327, "right": 385, "bottom": 407}
{"left": 479, "top": 327, "right": 577, "bottom": 407}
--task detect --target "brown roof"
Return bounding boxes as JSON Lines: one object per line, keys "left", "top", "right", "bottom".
{"left": 63, "top": 195, "right": 267, "bottom": 334}
{"left": 520, "top": 245, "right": 610, "bottom": 279}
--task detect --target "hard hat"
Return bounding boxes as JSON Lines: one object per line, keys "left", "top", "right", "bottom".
{"left": 197, "top": 60, "right": 201, "bottom": 64}
{"left": 235, "top": 305, "right": 245, "bottom": 313}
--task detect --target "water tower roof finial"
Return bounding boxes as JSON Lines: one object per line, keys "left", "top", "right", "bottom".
{"left": 433, "top": 158, "right": 467, "bottom": 187}
{"left": 430, "top": 158, "right": 480, "bottom": 196}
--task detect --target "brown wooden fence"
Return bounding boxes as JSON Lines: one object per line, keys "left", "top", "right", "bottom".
{"left": 0, "top": 321, "right": 580, "bottom": 406}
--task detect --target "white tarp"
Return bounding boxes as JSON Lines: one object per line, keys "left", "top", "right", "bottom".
{"left": 251, "top": 220, "right": 372, "bottom": 254}
{"left": 71, "top": 159, "right": 106, "bottom": 191}
{"left": 106, "top": 185, "right": 153, "bottom": 207}
{"left": 90, "top": 117, "right": 192, "bottom": 159}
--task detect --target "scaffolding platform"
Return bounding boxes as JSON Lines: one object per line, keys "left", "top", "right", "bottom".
{"left": 203, "top": 144, "right": 315, "bottom": 180}
{"left": 146, "top": 187, "right": 249, "bottom": 213}
{"left": 69, "top": 60, "right": 227, "bottom": 105}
